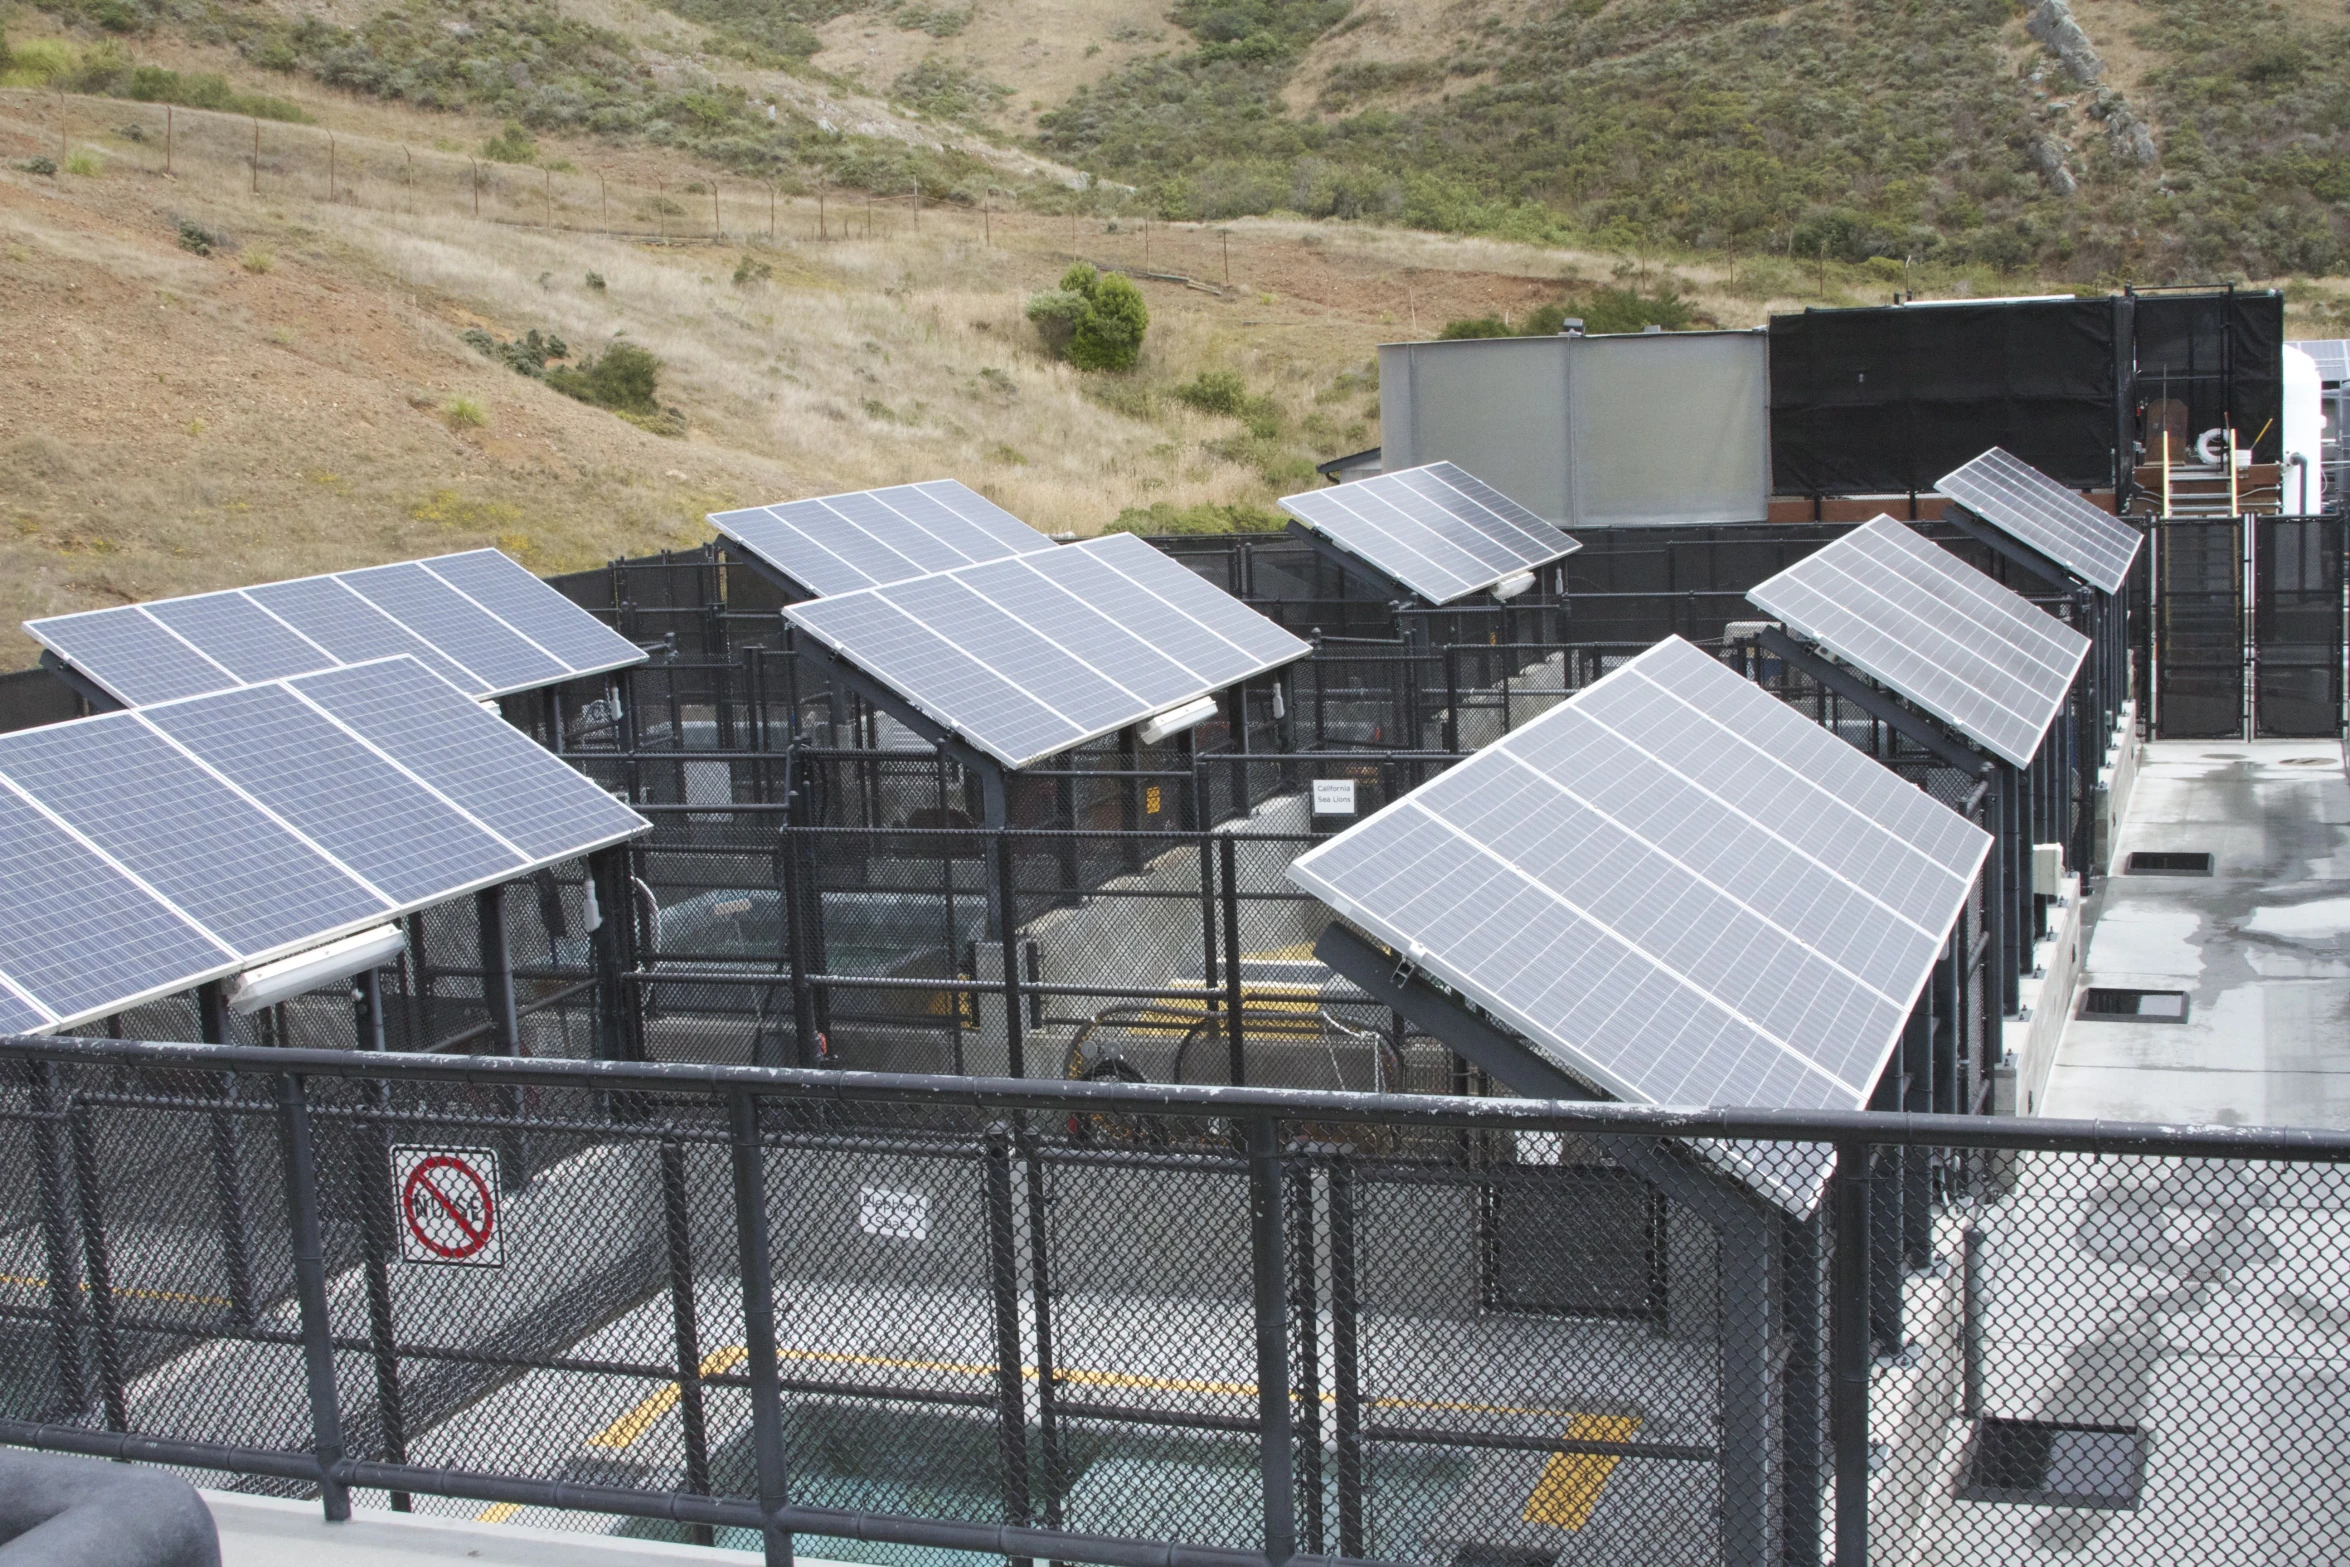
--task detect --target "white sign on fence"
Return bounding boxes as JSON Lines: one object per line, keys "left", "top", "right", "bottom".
{"left": 391, "top": 1146, "right": 504, "bottom": 1267}
{"left": 1312, "top": 779, "right": 1358, "bottom": 816}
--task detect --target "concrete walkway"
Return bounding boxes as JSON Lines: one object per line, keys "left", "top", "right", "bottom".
{"left": 2041, "top": 739, "right": 2350, "bottom": 1127}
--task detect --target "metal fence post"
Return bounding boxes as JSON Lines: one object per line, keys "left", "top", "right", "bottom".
{"left": 983, "top": 1127, "right": 1032, "bottom": 1530}
{"left": 728, "top": 1091, "right": 792, "bottom": 1567}
{"left": 1020, "top": 1130, "right": 1066, "bottom": 1532}
{"left": 65, "top": 1098, "right": 125, "bottom": 1434}
{"left": 1328, "top": 1154, "right": 1364, "bottom": 1560}
{"left": 1287, "top": 1153, "right": 1324, "bottom": 1555}
{"left": 27, "top": 1063, "right": 86, "bottom": 1421}
{"left": 199, "top": 980, "right": 257, "bottom": 1324}
{"left": 1246, "top": 1117, "right": 1296, "bottom": 1566}
{"left": 995, "top": 830, "right": 1025, "bottom": 1080}
{"left": 1831, "top": 1139, "right": 1872, "bottom": 1567}
{"left": 1220, "top": 834, "right": 1246, "bottom": 1085}
{"left": 353, "top": 971, "right": 411, "bottom": 1510}
{"left": 476, "top": 885, "right": 530, "bottom": 1187}
{"left": 661, "top": 1140, "right": 715, "bottom": 1546}
{"left": 275, "top": 1072, "right": 351, "bottom": 1520}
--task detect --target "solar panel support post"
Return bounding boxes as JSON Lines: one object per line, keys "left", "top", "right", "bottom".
{"left": 1779, "top": 1211, "right": 1823, "bottom": 1567}
{"left": 197, "top": 981, "right": 258, "bottom": 1326}
{"left": 274, "top": 1070, "right": 351, "bottom": 1522}
{"left": 32, "top": 650, "right": 118, "bottom": 715}
{"left": 1220, "top": 832, "right": 1245, "bottom": 1085}
{"left": 587, "top": 845, "right": 642, "bottom": 1071}
{"left": 1829, "top": 1140, "right": 1871, "bottom": 1567}
{"left": 1314, "top": 920, "right": 1782, "bottom": 1560}
{"left": 1936, "top": 504, "right": 2080, "bottom": 600}
{"left": 475, "top": 885, "right": 530, "bottom": 1187}
{"left": 1751, "top": 629, "right": 1994, "bottom": 781}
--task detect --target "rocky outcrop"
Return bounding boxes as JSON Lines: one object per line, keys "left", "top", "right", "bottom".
{"left": 2093, "top": 92, "right": 2160, "bottom": 165}
{"left": 2027, "top": 0, "right": 2106, "bottom": 85}
{"left": 2032, "top": 136, "right": 2080, "bottom": 196}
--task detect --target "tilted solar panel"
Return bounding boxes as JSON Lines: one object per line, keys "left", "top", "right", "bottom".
{"left": 1287, "top": 636, "right": 1988, "bottom": 1213}
{"left": 24, "top": 550, "right": 645, "bottom": 709}
{"left": 1748, "top": 516, "right": 2091, "bottom": 768}
{"left": 1277, "top": 461, "right": 1582, "bottom": 606}
{"left": 0, "top": 657, "right": 648, "bottom": 1035}
{"left": 1937, "top": 447, "right": 2142, "bottom": 594}
{"left": 710, "top": 479, "right": 1053, "bottom": 597}
{"left": 2292, "top": 338, "right": 2350, "bottom": 385}
{"left": 785, "top": 532, "right": 1311, "bottom": 769}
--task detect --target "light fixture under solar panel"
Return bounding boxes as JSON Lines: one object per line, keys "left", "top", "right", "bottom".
{"left": 1937, "top": 447, "right": 2142, "bottom": 595}
{"left": 0, "top": 655, "right": 648, "bottom": 1036}
{"left": 710, "top": 479, "right": 1054, "bottom": 598}
{"left": 1277, "top": 461, "right": 1582, "bottom": 606}
{"left": 1747, "top": 516, "right": 2091, "bottom": 768}
{"left": 1287, "top": 636, "right": 1989, "bottom": 1213}
{"left": 785, "top": 532, "right": 1310, "bottom": 770}
{"left": 24, "top": 549, "right": 646, "bottom": 710}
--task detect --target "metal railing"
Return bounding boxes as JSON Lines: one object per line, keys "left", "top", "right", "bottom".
{"left": 0, "top": 1037, "right": 2346, "bottom": 1567}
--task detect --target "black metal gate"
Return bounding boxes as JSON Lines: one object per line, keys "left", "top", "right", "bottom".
{"left": 2150, "top": 516, "right": 2348, "bottom": 739}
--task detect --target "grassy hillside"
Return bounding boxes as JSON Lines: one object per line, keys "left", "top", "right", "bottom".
{"left": 1038, "top": 0, "right": 2350, "bottom": 282}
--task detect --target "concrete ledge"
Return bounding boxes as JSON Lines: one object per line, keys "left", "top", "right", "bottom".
{"left": 2091, "top": 700, "right": 2143, "bottom": 878}
{"left": 207, "top": 1492, "right": 792, "bottom": 1567}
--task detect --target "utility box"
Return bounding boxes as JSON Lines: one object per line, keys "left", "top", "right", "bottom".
{"left": 1378, "top": 329, "right": 1772, "bottom": 529}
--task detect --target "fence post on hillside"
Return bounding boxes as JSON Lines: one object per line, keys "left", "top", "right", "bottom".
{"left": 251, "top": 119, "right": 259, "bottom": 195}
{"left": 545, "top": 167, "right": 553, "bottom": 229}
{"left": 727, "top": 1091, "right": 793, "bottom": 1567}
{"left": 470, "top": 158, "right": 481, "bottom": 217}
{"left": 1247, "top": 1116, "right": 1297, "bottom": 1566}
{"left": 164, "top": 105, "right": 172, "bottom": 177}
{"left": 275, "top": 1071, "right": 350, "bottom": 1520}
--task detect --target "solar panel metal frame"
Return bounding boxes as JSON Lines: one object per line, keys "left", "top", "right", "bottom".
{"left": 1747, "top": 515, "right": 2092, "bottom": 768}
{"left": 24, "top": 549, "right": 646, "bottom": 709}
{"left": 1276, "top": 460, "right": 1582, "bottom": 606}
{"left": 1287, "top": 636, "right": 1988, "bottom": 1213}
{"left": 784, "top": 532, "right": 1311, "bottom": 770}
{"left": 0, "top": 656, "right": 648, "bottom": 1036}
{"left": 1936, "top": 447, "right": 2142, "bottom": 595}
{"left": 710, "top": 479, "right": 1054, "bottom": 598}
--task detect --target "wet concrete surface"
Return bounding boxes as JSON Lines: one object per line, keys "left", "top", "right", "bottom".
{"left": 2042, "top": 740, "right": 2350, "bottom": 1127}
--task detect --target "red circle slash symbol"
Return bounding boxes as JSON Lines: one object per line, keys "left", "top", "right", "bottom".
{"left": 401, "top": 1155, "right": 496, "bottom": 1259}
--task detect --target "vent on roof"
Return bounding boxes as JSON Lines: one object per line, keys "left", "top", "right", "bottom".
{"left": 2080, "top": 988, "right": 2189, "bottom": 1023}
{"left": 2125, "top": 850, "right": 2213, "bottom": 876}
{"left": 1956, "top": 1418, "right": 2147, "bottom": 1510}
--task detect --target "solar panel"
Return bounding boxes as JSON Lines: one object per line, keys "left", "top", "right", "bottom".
{"left": 1747, "top": 516, "right": 2091, "bottom": 768}
{"left": 25, "top": 550, "right": 645, "bottom": 709}
{"left": 1287, "top": 637, "right": 1988, "bottom": 1212}
{"left": 710, "top": 479, "right": 1053, "bottom": 597}
{"left": 0, "top": 656, "right": 649, "bottom": 1035}
{"left": 786, "top": 532, "right": 1311, "bottom": 769}
{"left": 1936, "top": 448, "right": 2142, "bottom": 594}
{"left": 2293, "top": 338, "right": 2350, "bottom": 385}
{"left": 1277, "top": 461, "right": 1582, "bottom": 606}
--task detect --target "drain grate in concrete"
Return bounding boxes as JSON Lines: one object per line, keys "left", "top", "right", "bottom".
{"left": 2080, "top": 988, "right": 2188, "bottom": 1023}
{"left": 1955, "top": 1418, "right": 2147, "bottom": 1510}
{"left": 2125, "top": 850, "right": 2213, "bottom": 875}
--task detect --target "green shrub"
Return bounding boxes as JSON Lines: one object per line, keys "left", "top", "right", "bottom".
{"left": 445, "top": 396, "right": 486, "bottom": 428}
{"left": 585, "top": 271, "right": 607, "bottom": 290}
{"left": 126, "top": 65, "right": 309, "bottom": 121}
{"left": 1029, "top": 264, "right": 1149, "bottom": 372}
{"left": 1105, "top": 500, "right": 1285, "bottom": 535}
{"left": 1436, "top": 287, "right": 1693, "bottom": 342}
{"left": 480, "top": 121, "right": 538, "bottom": 164}
{"left": 463, "top": 327, "right": 570, "bottom": 377}
{"left": 63, "top": 149, "right": 101, "bottom": 176}
{"left": 732, "top": 254, "right": 774, "bottom": 285}
{"left": 14, "top": 156, "right": 58, "bottom": 177}
{"left": 1172, "top": 369, "right": 1249, "bottom": 415}
{"left": 547, "top": 341, "right": 664, "bottom": 416}
{"left": 175, "top": 218, "right": 218, "bottom": 255}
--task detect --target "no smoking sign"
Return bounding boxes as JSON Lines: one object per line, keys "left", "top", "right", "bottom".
{"left": 390, "top": 1146, "right": 504, "bottom": 1267}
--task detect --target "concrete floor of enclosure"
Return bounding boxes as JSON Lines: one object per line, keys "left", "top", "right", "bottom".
{"left": 2042, "top": 740, "right": 2350, "bottom": 1128}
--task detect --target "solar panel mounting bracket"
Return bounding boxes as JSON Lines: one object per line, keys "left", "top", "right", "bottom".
{"left": 33, "top": 650, "right": 120, "bottom": 716}
{"left": 717, "top": 542, "right": 821, "bottom": 605}
{"left": 1280, "top": 519, "right": 1423, "bottom": 608}
{"left": 804, "top": 645, "right": 1010, "bottom": 824}
{"left": 1314, "top": 922, "right": 1776, "bottom": 1237}
{"left": 1936, "top": 504, "right": 2094, "bottom": 600}
{"left": 1753, "top": 627, "right": 1995, "bottom": 780}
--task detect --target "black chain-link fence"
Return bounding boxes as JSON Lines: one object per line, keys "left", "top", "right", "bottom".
{"left": 0, "top": 1037, "right": 2343, "bottom": 1567}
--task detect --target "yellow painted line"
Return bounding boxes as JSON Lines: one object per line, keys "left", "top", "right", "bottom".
{"left": 0, "top": 1271, "right": 233, "bottom": 1310}
{"left": 588, "top": 1346, "right": 750, "bottom": 1449}
{"left": 476, "top": 1502, "right": 525, "bottom": 1524}
{"left": 1522, "top": 1414, "right": 1642, "bottom": 1531}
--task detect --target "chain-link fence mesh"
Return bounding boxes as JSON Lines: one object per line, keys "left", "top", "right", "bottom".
{"left": 0, "top": 1043, "right": 2344, "bottom": 1567}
